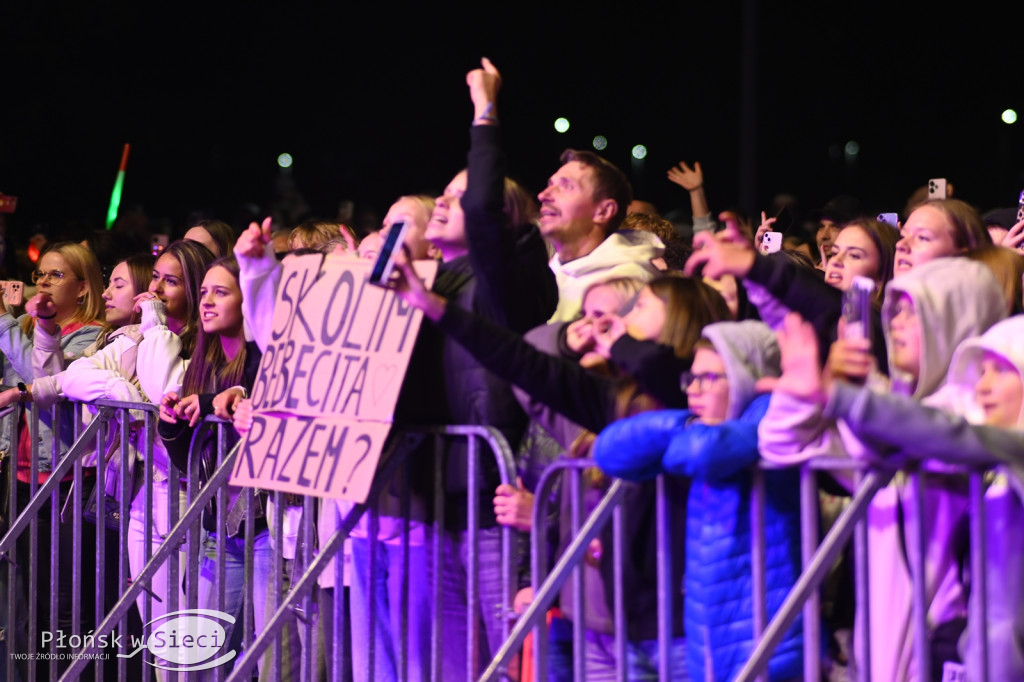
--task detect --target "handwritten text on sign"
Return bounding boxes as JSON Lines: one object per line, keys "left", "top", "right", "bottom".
{"left": 231, "top": 253, "right": 437, "bottom": 502}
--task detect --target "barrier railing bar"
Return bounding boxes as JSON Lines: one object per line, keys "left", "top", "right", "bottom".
{"left": 480, "top": 479, "right": 628, "bottom": 682}
{"left": 734, "top": 469, "right": 893, "bottom": 682}
{"left": 799, "top": 462, "right": 821, "bottom": 682}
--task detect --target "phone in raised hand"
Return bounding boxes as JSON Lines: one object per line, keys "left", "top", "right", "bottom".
{"left": 877, "top": 212, "right": 899, "bottom": 230}
{"left": 760, "top": 232, "right": 782, "bottom": 254}
{"left": 0, "top": 281, "right": 24, "bottom": 307}
{"left": 368, "top": 221, "right": 410, "bottom": 287}
{"left": 841, "top": 276, "right": 875, "bottom": 342}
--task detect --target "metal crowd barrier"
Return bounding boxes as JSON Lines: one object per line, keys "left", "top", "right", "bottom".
{"left": 482, "top": 455, "right": 998, "bottom": 682}
{"left": 1, "top": 393, "right": 1002, "bottom": 682}
{"left": 0, "top": 397, "right": 519, "bottom": 682}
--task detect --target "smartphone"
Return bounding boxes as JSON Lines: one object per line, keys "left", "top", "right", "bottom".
{"left": 877, "top": 212, "right": 900, "bottom": 230}
{"left": 761, "top": 231, "right": 782, "bottom": 254}
{"left": 368, "top": 221, "right": 410, "bottom": 286}
{"left": 1016, "top": 189, "right": 1024, "bottom": 224}
{"left": 0, "top": 281, "right": 24, "bottom": 307}
{"left": 927, "top": 178, "right": 947, "bottom": 200}
{"left": 841, "top": 276, "right": 875, "bottom": 342}
{"left": 151, "top": 234, "right": 169, "bottom": 257}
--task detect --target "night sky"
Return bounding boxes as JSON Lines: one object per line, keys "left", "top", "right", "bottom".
{"left": 3, "top": 2, "right": 1023, "bottom": 240}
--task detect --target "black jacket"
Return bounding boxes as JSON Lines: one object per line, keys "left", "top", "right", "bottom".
{"left": 393, "top": 123, "right": 557, "bottom": 530}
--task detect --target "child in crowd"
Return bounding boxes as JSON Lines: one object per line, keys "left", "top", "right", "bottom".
{"left": 592, "top": 320, "right": 803, "bottom": 682}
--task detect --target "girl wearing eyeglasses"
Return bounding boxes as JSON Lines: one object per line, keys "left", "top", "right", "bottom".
{"left": 0, "top": 241, "right": 105, "bottom": 674}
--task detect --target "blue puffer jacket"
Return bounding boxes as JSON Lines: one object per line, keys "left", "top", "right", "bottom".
{"left": 594, "top": 321, "right": 803, "bottom": 682}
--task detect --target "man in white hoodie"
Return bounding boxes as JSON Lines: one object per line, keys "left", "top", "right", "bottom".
{"left": 537, "top": 149, "right": 663, "bottom": 322}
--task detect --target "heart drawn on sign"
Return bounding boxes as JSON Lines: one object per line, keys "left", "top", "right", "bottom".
{"left": 371, "top": 363, "right": 398, "bottom": 403}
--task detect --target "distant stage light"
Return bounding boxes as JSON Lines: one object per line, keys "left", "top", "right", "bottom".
{"left": 1002, "top": 109, "right": 1018, "bottom": 124}
{"left": 593, "top": 135, "right": 608, "bottom": 151}
{"left": 631, "top": 145, "right": 647, "bottom": 160}
{"left": 844, "top": 140, "right": 860, "bottom": 157}
{"left": 554, "top": 118, "right": 570, "bottom": 133}
{"left": 277, "top": 153, "right": 294, "bottom": 168}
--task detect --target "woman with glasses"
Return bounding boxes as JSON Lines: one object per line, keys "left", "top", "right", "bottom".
{"left": 0, "top": 241, "right": 105, "bottom": 676}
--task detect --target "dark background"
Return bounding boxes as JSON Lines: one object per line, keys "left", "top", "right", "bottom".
{"left": 3, "top": 2, "right": 1023, "bottom": 244}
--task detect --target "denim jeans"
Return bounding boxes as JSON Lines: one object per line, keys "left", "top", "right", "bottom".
{"left": 427, "top": 525, "right": 514, "bottom": 680}
{"left": 349, "top": 537, "right": 432, "bottom": 682}
{"left": 546, "top": 623, "right": 689, "bottom": 682}
{"left": 196, "top": 528, "right": 302, "bottom": 681}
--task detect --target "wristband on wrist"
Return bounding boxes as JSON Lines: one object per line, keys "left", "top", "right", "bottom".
{"left": 17, "top": 382, "right": 29, "bottom": 403}
{"left": 474, "top": 102, "right": 499, "bottom": 125}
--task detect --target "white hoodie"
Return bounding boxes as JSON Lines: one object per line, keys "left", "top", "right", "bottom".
{"left": 547, "top": 230, "right": 663, "bottom": 322}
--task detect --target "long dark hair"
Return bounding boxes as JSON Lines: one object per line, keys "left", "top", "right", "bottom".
{"left": 180, "top": 257, "right": 246, "bottom": 396}
{"left": 160, "top": 239, "right": 216, "bottom": 358}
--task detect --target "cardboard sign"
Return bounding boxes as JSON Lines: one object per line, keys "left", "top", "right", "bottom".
{"left": 230, "top": 253, "right": 437, "bottom": 502}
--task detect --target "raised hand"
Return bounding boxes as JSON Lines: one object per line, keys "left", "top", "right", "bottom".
{"left": 754, "top": 211, "right": 777, "bottom": 251}
{"left": 762, "top": 312, "right": 827, "bottom": 403}
{"left": 667, "top": 160, "right": 704, "bottom": 192}
{"left": 25, "top": 292, "right": 58, "bottom": 332}
{"left": 825, "top": 318, "right": 874, "bottom": 385}
{"left": 132, "top": 291, "right": 162, "bottom": 315}
{"left": 387, "top": 248, "right": 446, "bottom": 321}
{"left": 565, "top": 316, "right": 596, "bottom": 354}
{"left": 592, "top": 314, "right": 627, "bottom": 359}
{"left": 234, "top": 216, "right": 273, "bottom": 259}
{"left": 467, "top": 57, "right": 501, "bottom": 124}
{"left": 684, "top": 230, "right": 756, "bottom": 279}
{"left": 998, "top": 218, "right": 1024, "bottom": 251}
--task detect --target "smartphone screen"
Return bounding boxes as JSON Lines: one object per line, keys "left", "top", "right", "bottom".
{"left": 841, "top": 276, "right": 875, "bottom": 341}
{"left": 368, "top": 222, "right": 410, "bottom": 286}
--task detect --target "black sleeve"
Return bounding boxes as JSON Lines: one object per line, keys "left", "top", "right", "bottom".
{"left": 744, "top": 253, "right": 888, "bottom": 371}
{"left": 437, "top": 304, "right": 619, "bottom": 434}
{"left": 242, "top": 341, "right": 263, "bottom": 392}
{"left": 608, "top": 335, "right": 692, "bottom": 409}
{"left": 462, "top": 124, "right": 557, "bottom": 332}
{"left": 158, "top": 419, "right": 196, "bottom": 474}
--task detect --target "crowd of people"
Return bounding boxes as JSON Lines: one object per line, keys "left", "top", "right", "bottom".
{"left": 2, "top": 56, "right": 1024, "bottom": 682}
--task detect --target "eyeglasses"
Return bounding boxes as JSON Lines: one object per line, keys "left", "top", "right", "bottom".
{"left": 680, "top": 371, "right": 726, "bottom": 392}
{"left": 32, "top": 269, "right": 78, "bottom": 284}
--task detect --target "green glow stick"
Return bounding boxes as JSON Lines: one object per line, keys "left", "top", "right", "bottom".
{"left": 105, "top": 143, "right": 131, "bottom": 230}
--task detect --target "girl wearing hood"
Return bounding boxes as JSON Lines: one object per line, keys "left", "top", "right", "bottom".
{"left": 759, "top": 257, "right": 1008, "bottom": 681}
{"left": 591, "top": 320, "right": 804, "bottom": 682}
{"left": 773, "top": 312, "right": 1024, "bottom": 680}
